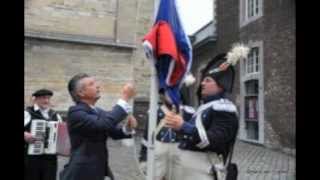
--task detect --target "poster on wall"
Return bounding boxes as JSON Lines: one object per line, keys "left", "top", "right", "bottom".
{"left": 246, "top": 97, "right": 258, "bottom": 121}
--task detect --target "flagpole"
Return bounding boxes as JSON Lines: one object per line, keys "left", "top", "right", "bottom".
{"left": 146, "top": 65, "right": 158, "bottom": 180}
{"left": 146, "top": 1, "right": 160, "bottom": 180}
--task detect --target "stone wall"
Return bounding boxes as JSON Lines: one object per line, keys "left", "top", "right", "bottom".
{"left": 132, "top": 0, "right": 155, "bottom": 100}
{"left": 25, "top": 0, "right": 139, "bottom": 44}
{"left": 25, "top": 38, "right": 134, "bottom": 111}
{"left": 25, "top": 0, "right": 154, "bottom": 112}
{"left": 237, "top": 0, "right": 295, "bottom": 150}
{"left": 263, "top": 0, "right": 295, "bottom": 149}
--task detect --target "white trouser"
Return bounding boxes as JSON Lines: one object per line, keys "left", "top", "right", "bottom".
{"left": 171, "top": 148, "right": 225, "bottom": 180}
{"left": 153, "top": 140, "right": 180, "bottom": 180}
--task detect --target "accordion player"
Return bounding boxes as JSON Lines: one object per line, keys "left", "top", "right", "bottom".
{"left": 24, "top": 107, "right": 70, "bottom": 156}
{"left": 24, "top": 89, "right": 70, "bottom": 180}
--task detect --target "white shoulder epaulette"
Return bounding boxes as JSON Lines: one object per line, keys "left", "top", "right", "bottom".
{"left": 211, "top": 99, "right": 238, "bottom": 113}
{"left": 182, "top": 105, "right": 196, "bottom": 114}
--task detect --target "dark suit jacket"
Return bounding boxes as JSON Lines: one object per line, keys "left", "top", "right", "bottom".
{"left": 60, "top": 101, "right": 131, "bottom": 180}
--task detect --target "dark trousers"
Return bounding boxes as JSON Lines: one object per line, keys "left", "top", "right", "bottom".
{"left": 25, "top": 155, "right": 57, "bottom": 180}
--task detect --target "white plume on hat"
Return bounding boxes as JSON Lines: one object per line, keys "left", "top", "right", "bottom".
{"left": 183, "top": 73, "right": 196, "bottom": 87}
{"left": 226, "top": 43, "right": 250, "bottom": 66}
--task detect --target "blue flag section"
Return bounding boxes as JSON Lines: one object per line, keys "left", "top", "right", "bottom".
{"left": 143, "top": 0, "right": 192, "bottom": 109}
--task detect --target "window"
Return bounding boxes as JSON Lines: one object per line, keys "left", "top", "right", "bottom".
{"left": 244, "top": 80, "right": 259, "bottom": 140}
{"left": 239, "top": 41, "right": 264, "bottom": 143}
{"left": 245, "top": 47, "right": 259, "bottom": 74}
{"left": 239, "top": 0, "right": 263, "bottom": 27}
{"left": 247, "top": 0, "right": 260, "bottom": 18}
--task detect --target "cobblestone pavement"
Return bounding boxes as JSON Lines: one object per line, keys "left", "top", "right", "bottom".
{"left": 233, "top": 141, "right": 295, "bottom": 180}
{"left": 57, "top": 137, "right": 145, "bottom": 180}
{"left": 57, "top": 137, "right": 295, "bottom": 180}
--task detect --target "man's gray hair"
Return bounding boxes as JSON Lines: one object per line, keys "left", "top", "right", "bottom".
{"left": 68, "top": 73, "right": 90, "bottom": 103}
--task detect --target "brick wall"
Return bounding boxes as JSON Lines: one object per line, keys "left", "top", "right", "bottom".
{"left": 25, "top": 38, "right": 134, "bottom": 111}
{"left": 25, "top": 0, "right": 118, "bottom": 40}
{"left": 24, "top": 0, "right": 154, "bottom": 112}
{"left": 263, "top": 0, "right": 295, "bottom": 149}
{"left": 234, "top": 0, "right": 295, "bottom": 150}
{"left": 132, "top": 0, "right": 154, "bottom": 100}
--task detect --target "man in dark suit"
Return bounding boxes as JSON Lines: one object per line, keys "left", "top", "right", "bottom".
{"left": 60, "top": 73, "right": 137, "bottom": 180}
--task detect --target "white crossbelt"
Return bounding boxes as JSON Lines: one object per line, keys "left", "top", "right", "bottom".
{"left": 194, "top": 102, "right": 216, "bottom": 149}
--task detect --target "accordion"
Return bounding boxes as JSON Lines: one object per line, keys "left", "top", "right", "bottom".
{"left": 27, "top": 119, "right": 70, "bottom": 156}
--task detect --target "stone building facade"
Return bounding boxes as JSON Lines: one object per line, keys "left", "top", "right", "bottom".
{"left": 190, "top": 0, "right": 295, "bottom": 154}
{"left": 25, "top": 0, "right": 154, "bottom": 123}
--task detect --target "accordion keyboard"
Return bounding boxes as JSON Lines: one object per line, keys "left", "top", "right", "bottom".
{"left": 28, "top": 120, "right": 46, "bottom": 155}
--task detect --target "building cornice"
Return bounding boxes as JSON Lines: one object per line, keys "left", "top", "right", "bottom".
{"left": 25, "top": 30, "right": 136, "bottom": 50}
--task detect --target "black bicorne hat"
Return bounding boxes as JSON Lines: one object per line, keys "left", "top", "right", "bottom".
{"left": 197, "top": 53, "right": 235, "bottom": 99}
{"left": 32, "top": 89, "right": 53, "bottom": 97}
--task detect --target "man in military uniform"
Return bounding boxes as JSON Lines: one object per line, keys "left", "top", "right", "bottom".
{"left": 24, "top": 89, "right": 63, "bottom": 180}
{"left": 164, "top": 53, "right": 239, "bottom": 180}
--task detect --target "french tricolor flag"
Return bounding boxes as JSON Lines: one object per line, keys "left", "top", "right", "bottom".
{"left": 142, "top": 0, "right": 193, "bottom": 108}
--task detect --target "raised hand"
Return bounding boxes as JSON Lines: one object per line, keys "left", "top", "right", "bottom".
{"left": 121, "top": 82, "right": 136, "bottom": 102}
{"left": 127, "top": 115, "right": 138, "bottom": 129}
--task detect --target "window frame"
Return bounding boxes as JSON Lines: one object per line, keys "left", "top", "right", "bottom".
{"left": 245, "top": 47, "right": 260, "bottom": 74}
{"left": 239, "top": 40, "right": 264, "bottom": 144}
{"left": 239, "top": 0, "right": 263, "bottom": 28}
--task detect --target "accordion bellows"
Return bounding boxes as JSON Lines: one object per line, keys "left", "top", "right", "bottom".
{"left": 57, "top": 122, "right": 71, "bottom": 156}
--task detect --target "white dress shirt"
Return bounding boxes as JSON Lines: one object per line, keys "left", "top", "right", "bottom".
{"left": 24, "top": 104, "right": 62, "bottom": 127}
